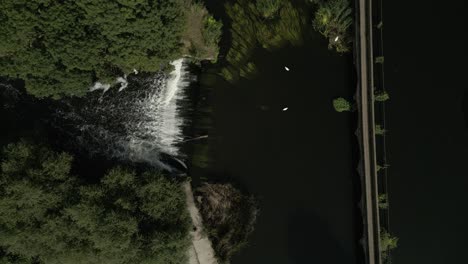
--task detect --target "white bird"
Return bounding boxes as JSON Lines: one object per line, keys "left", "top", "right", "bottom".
{"left": 282, "top": 107, "right": 289, "bottom": 111}
{"left": 284, "top": 66, "right": 290, "bottom": 71}
{"left": 334, "top": 36, "right": 339, "bottom": 42}
{"left": 133, "top": 68, "right": 139, "bottom": 74}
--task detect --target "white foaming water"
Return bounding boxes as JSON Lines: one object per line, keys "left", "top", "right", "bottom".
{"left": 116, "top": 76, "right": 128, "bottom": 92}
{"left": 125, "top": 58, "right": 189, "bottom": 165}
{"left": 89, "top": 82, "right": 111, "bottom": 93}
{"left": 59, "top": 59, "right": 191, "bottom": 171}
{"left": 90, "top": 75, "right": 128, "bottom": 93}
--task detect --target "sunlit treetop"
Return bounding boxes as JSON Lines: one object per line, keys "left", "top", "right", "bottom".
{"left": 0, "top": 0, "right": 187, "bottom": 98}
{"left": 0, "top": 141, "right": 191, "bottom": 263}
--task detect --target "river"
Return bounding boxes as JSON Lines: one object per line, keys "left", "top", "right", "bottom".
{"left": 384, "top": 0, "right": 468, "bottom": 263}
{"left": 189, "top": 1, "right": 362, "bottom": 262}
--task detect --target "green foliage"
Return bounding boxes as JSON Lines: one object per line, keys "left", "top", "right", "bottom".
{"left": 182, "top": 2, "right": 222, "bottom": 61}
{"left": 203, "top": 16, "right": 223, "bottom": 46}
{"left": 0, "top": 142, "right": 191, "bottom": 264}
{"left": 376, "top": 163, "right": 389, "bottom": 172}
{"left": 375, "top": 90, "right": 390, "bottom": 102}
{"left": 380, "top": 230, "right": 398, "bottom": 262}
{"left": 312, "top": 0, "right": 353, "bottom": 53}
{"left": 375, "top": 56, "right": 385, "bottom": 64}
{"left": 375, "top": 124, "right": 386, "bottom": 135}
{"left": 222, "top": 0, "right": 305, "bottom": 81}
{"left": 256, "top": 0, "right": 283, "bottom": 18}
{"left": 0, "top": 0, "right": 186, "bottom": 98}
{"left": 333, "top": 97, "right": 352, "bottom": 112}
{"left": 378, "top": 194, "right": 388, "bottom": 209}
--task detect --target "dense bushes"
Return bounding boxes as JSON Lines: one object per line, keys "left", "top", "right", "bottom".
{"left": 380, "top": 230, "right": 398, "bottom": 263}
{"left": 0, "top": 141, "right": 191, "bottom": 264}
{"left": 312, "top": 0, "right": 353, "bottom": 53}
{"left": 0, "top": 0, "right": 187, "bottom": 98}
{"left": 195, "top": 183, "right": 258, "bottom": 263}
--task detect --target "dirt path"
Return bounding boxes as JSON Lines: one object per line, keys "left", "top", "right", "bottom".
{"left": 183, "top": 182, "right": 218, "bottom": 264}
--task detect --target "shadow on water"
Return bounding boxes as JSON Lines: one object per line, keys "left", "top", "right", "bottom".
{"left": 463, "top": 89, "right": 468, "bottom": 128}
{"left": 287, "top": 208, "right": 348, "bottom": 264}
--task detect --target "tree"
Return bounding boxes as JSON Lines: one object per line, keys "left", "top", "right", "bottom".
{"left": 375, "top": 56, "right": 385, "bottom": 64}
{"left": 0, "top": 0, "right": 187, "bottom": 98}
{"left": 376, "top": 163, "right": 390, "bottom": 172}
{"left": 380, "top": 230, "right": 398, "bottom": 263}
{"left": 333, "top": 97, "right": 352, "bottom": 112}
{"left": 195, "top": 183, "right": 257, "bottom": 262}
{"left": 0, "top": 141, "right": 191, "bottom": 264}
{"left": 378, "top": 194, "right": 388, "bottom": 209}
{"left": 375, "top": 90, "right": 390, "bottom": 102}
{"left": 375, "top": 124, "right": 386, "bottom": 135}
{"left": 312, "top": 0, "right": 353, "bottom": 53}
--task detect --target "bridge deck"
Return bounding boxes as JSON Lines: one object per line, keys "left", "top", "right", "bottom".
{"left": 355, "top": 0, "right": 381, "bottom": 263}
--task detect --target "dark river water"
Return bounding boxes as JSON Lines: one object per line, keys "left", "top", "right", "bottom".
{"left": 212, "top": 43, "right": 360, "bottom": 264}
{"left": 190, "top": 1, "right": 362, "bottom": 261}
{"left": 384, "top": 0, "right": 468, "bottom": 263}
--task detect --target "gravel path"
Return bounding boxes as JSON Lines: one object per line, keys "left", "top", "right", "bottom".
{"left": 183, "top": 182, "right": 218, "bottom": 264}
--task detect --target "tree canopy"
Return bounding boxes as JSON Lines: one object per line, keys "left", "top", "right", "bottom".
{"left": 0, "top": 141, "right": 191, "bottom": 264}
{"left": 380, "top": 230, "right": 398, "bottom": 263}
{"left": 312, "top": 0, "right": 353, "bottom": 53}
{"left": 332, "top": 97, "right": 352, "bottom": 112}
{"left": 195, "top": 183, "right": 257, "bottom": 262}
{"left": 375, "top": 90, "right": 390, "bottom": 102}
{"left": 0, "top": 0, "right": 187, "bottom": 98}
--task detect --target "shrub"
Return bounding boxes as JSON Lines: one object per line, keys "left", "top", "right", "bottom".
{"left": 375, "top": 124, "right": 386, "bottom": 135}
{"left": 333, "top": 97, "right": 352, "bottom": 112}
{"left": 376, "top": 56, "right": 385, "bottom": 64}
{"left": 380, "top": 230, "right": 398, "bottom": 263}
{"left": 195, "top": 183, "right": 258, "bottom": 263}
{"left": 378, "top": 194, "right": 388, "bottom": 209}
{"left": 375, "top": 90, "right": 390, "bottom": 102}
{"left": 312, "top": 0, "right": 354, "bottom": 53}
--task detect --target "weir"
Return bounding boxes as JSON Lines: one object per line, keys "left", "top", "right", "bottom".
{"left": 53, "top": 58, "right": 191, "bottom": 170}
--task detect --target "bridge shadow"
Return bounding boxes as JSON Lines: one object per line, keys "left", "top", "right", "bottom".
{"left": 287, "top": 208, "right": 350, "bottom": 264}
{"left": 463, "top": 88, "right": 468, "bottom": 129}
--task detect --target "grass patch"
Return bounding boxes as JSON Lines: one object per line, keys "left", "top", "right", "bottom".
{"left": 181, "top": 1, "right": 222, "bottom": 61}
